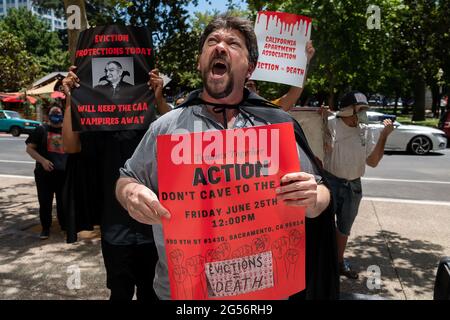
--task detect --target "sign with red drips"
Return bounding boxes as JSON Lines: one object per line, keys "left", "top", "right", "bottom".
{"left": 250, "top": 11, "right": 312, "bottom": 88}
{"left": 157, "top": 123, "right": 306, "bottom": 300}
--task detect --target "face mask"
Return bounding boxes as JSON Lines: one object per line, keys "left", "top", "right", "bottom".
{"left": 49, "top": 114, "right": 63, "bottom": 124}
{"left": 357, "top": 110, "right": 368, "bottom": 124}
{"left": 336, "top": 107, "right": 354, "bottom": 117}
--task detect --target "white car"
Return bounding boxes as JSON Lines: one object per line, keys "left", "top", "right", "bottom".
{"left": 366, "top": 111, "right": 447, "bottom": 155}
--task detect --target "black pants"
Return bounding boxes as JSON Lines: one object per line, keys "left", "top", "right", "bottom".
{"left": 101, "top": 240, "right": 159, "bottom": 301}
{"left": 34, "top": 169, "right": 66, "bottom": 230}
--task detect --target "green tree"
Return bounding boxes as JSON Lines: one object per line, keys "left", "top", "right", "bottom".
{"left": 157, "top": 10, "right": 216, "bottom": 92}
{"left": 33, "top": 0, "right": 126, "bottom": 25}
{"left": 0, "top": 31, "right": 41, "bottom": 92}
{"left": 0, "top": 8, "right": 69, "bottom": 75}
{"left": 247, "top": 0, "right": 405, "bottom": 108}
{"left": 245, "top": 0, "right": 444, "bottom": 116}
{"left": 391, "top": 0, "right": 442, "bottom": 121}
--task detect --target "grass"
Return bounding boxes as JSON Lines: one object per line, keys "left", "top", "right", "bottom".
{"left": 395, "top": 116, "right": 439, "bottom": 128}
{"left": 370, "top": 107, "right": 440, "bottom": 128}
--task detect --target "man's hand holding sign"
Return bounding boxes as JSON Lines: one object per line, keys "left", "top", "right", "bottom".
{"left": 118, "top": 177, "right": 171, "bottom": 225}
{"left": 277, "top": 172, "right": 329, "bottom": 219}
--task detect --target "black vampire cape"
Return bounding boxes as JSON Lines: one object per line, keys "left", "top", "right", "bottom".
{"left": 177, "top": 89, "right": 339, "bottom": 300}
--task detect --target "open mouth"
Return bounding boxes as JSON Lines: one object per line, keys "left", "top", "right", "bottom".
{"left": 211, "top": 60, "right": 228, "bottom": 77}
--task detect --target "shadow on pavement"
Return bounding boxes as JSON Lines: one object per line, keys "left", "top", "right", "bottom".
{"left": 0, "top": 225, "right": 107, "bottom": 299}
{"left": 0, "top": 181, "right": 39, "bottom": 231}
{"left": 341, "top": 230, "right": 443, "bottom": 299}
{"left": 0, "top": 180, "right": 108, "bottom": 299}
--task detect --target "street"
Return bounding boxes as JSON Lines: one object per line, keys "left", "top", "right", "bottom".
{"left": 2, "top": 134, "right": 450, "bottom": 204}
{"left": 0, "top": 135, "right": 34, "bottom": 177}
{"left": 363, "top": 150, "right": 450, "bottom": 203}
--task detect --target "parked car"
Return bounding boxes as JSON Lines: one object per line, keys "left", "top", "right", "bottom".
{"left": 438, "top": 110, "right": 450, "bottom": 146}
{"left": 386, "top": 98, "right": 403, "bottom": 107}
{"left": 367, "top": 111, "right": 447, "bottom": 155}
{"left": 0, "top": 110, "right": 41, "bottom": 137}
{"left": 368, "top": 95, "right": 384, "bottom": 106}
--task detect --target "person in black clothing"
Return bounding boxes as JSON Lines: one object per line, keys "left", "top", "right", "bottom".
{"left": 62, "top": 67, "right": 170, "bottom": 300}
{"left": 26, "top": 106, "right": 68, "bottom": 239}
{"left": 94, "top": 61, "right": 133, "bottom": 99}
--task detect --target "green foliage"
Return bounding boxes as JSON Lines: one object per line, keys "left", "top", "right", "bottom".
{"left": 396, "top": 115, "right": 439, "bottom": 128}
{"left": 33, "top": 0, "right": 126, "bottom": 25}
{"left": 157, "top": 29, "right": 202, "bottom": 91}
{"left": 245, "top": 0, "right": 448, "bottom": 114}
{"left": 0, "top": 8, "right": 61, "bottom": 57}
{"left": 0, "top": 8, "right": 69, "bottom": 79}
{"left": 0, "top": 31, "right": 41, "bottom": 92}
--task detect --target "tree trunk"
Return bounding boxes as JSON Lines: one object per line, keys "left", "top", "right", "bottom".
{"left": 328, "top": 93, "right": 336, "bottom": 110}
{"left": 327, "top": 75, "right": 336, "bottom": 110}
{"left": 63, "top": 0, "right": 89, "bottom": 64}
{"left": 412, "top": 78, "right": 426, "bottom": 121}
{"left": 394, "top": 93, "right": 399, "bottom": 116}
{"left": 430, "top": 84, "right": 440, "bottom": 118}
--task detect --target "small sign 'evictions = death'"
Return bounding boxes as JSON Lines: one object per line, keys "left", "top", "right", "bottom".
{"left": 205, "top": 251, "right": 274, "bottom": 298}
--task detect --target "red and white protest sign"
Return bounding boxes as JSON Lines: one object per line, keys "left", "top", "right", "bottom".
{"left": 250, "top": 11, "right": 312, "bottom": 88}
{"left": 157, "top": 123, "right": 306, "bottom": 300}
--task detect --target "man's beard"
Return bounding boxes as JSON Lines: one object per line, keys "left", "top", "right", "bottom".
{"left": 202, "top": 68, "right": 233, "bottom": 99}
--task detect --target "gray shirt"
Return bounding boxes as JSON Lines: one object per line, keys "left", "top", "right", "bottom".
{"left": 119, "top": 104, "right": 321, "bottom": 299}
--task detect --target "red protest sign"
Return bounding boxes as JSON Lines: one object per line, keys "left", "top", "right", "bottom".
{"left": 157, "top": 123, "right": 306, "bottom": 300}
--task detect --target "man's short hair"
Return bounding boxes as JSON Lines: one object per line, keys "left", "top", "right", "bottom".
{"left": 106, "top": 61, "right": 123, "bottom": 70}
{"left": 198, "top": 15, "right": 259, "bottom": 67}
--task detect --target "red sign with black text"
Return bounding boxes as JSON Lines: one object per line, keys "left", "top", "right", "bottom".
{"left": 71, "top": 25, "right": 156, "bottom": 131}
{"left": 157, "top": 123, "right": 306, "bottom": 300}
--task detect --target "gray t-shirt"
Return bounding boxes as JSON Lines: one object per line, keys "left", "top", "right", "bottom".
{"left": 119, "top": 104, "right": 321, "bottom": 299}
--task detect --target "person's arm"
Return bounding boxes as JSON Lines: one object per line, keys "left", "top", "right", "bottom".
{"left": 274, "top": 40, "right": 315, "bottom": 112}
{"left": 276, "top": 172, "right": 330, "bottom": 218}
{"left": 366, "top": 119, "right": 394, "bottom": 167}
{"left": 115, "top": 124, "right": 171, "bottom": 224}
{"left": 26, "top": 143, "right": 54, "bottom": 171}
{"left": 62, "top": 66, "right": 82, "bottom": 153}
{"left": 149, "top": 68, "right": 171, "bottom": 115}
{"left": 275, "top": 87, "right": 304, "bottom": 112}
{"left": 116, "top": 176, "right": 171, "bottom": 225}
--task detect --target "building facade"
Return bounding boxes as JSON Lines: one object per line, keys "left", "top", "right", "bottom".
{"left": 0, "top": 0, "right": 66, "bottom": 31}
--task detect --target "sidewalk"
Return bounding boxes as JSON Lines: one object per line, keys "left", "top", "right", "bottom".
{"left": 341, "top": 199, "right": 450, "bottom": 299}
{"left": 1, "top": 176, "right": 449, "bottom": 300}
{"left": 0, "top": 177, "right": 108, "bottom": 299}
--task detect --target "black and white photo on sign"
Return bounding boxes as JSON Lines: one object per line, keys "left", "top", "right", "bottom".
{"left": 92, "top": 57, "right": 135, "bottom": 89}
